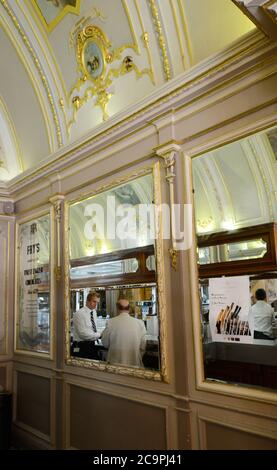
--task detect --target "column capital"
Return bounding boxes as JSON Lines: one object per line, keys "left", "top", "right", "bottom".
{"left": 49, "top": 194, "right": 65, "bottom": 204}
{"left": 49, "top": 194, "right": 65, "bottom": 221}
{"left": 154, "top": 142, "right": 181, "bottom": 159}
{"left": 0, "top": 199, "right": 14, "bottom": 216}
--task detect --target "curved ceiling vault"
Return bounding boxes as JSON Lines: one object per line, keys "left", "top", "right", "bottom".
{"left": 0, "top": 0, "right": 256, "bottom": 182}
{"left": 193, "top": 126, "right": 277, "bottom": 234}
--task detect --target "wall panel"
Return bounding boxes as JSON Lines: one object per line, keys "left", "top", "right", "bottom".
{"left": 69, "top": 384, "right": 167, "bottom": 450}
{"left": 16, "top": 371, "right": 50, "bottom": 437}
{"left": 0, "top": 364, "right": 6, "bottom": 389}
{"left": 206, "top": 422, "right": 277, "bottom": 450}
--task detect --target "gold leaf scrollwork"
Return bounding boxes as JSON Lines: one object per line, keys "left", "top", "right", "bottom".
{"left": 54, "top": 265, "right": 62, "bottom": 282}
{"left": 169, "top": 248, "right": 178, "bottom": 271}
{"left": 68, "top": 24, "right": 152, "bottom": 131}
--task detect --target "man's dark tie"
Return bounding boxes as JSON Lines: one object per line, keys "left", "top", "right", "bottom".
{"left": 90, "top": 311, "right": 97, "bottom": 332}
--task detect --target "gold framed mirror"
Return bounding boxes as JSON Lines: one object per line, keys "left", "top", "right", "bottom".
{"left": 64, "top": 163, "right": 168, "bottom": 381}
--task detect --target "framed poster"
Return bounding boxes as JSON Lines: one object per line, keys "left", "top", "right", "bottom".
{"left": 209, "top": 275, "right": 253, "bottom": 344}
{"left": 15, "top": 212, "right": 53, "bottom": 356}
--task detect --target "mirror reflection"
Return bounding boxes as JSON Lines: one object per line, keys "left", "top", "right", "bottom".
{"left": 67, "top": 171, "right": 161, "bottom": 373}
{"left": 198, "top": 238, "right": 267, "bottom": 264}
{"left": 193, "top": 125, "right": 277, "bottom": 390}
{"left": 70, "top": 285, "right": 159, "bottom": 370}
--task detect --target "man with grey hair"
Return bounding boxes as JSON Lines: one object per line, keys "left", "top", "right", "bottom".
{"left": 101, "top": 299, "right": 147, "bottom": 367}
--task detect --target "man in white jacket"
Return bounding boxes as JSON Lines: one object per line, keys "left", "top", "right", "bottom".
{"left": 250, "top": 288, "right": 275, "bottom": 340}
{"left": 101, "top": 298, "right": 147, "bottom": 367}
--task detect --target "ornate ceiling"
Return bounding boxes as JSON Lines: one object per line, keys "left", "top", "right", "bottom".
{"left": 0, "top": 0, "right": 257, "bottom": 182}
{"left": 193, "top": 126, "right": 277, "bottom": 233}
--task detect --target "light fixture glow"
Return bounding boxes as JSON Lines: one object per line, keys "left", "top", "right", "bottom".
{"left": 221, "top": 220, "right": 236, "bottom": 231}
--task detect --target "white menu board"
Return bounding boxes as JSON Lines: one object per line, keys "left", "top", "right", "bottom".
{"left": 209, "top": 276, "right": 252, "bottom": 344}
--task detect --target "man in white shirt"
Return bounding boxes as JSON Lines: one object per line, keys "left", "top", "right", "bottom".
{"left": 250, "top": 288, "right": 275, "bottom": 340}
{"left": 72, "top": 292, "right": 101, "bottom": 359}
{"left": 101, "top": 299, "right": 147, "bottom": 367}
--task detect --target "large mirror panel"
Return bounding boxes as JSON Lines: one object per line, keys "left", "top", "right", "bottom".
{"left": 192, "top": 125, "right": 277, "bottom": 391}
{"left": 65, "top": 166, "right": 166, "bottom": 380}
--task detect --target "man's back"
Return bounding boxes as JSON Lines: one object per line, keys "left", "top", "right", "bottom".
{"left": 251, "top": 300, "right": 274, "bottom": 336}
{"left": 101, "top": 312, "right": 146, "bottom": 367}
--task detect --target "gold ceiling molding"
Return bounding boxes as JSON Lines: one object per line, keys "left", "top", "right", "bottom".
{"left": 148, "top": 0, "right": 172, "bottom": 81}
{"left": 68, "top": 24, "right": 152, "bottom": 130}
{"left": 121, "top": 0, "right": 140, "bottom": 54}
{"left": 23, "top": 0, "right": 69, "bottom": 100}
{"left": 177, "top": 0, "right": 193, "bottom": 67}
{"left": 1, "top": 0, "right": 63, "bottom": 148}
{"left": 31, "top": 0, "right": 81, "bottom": 34}
{"left": 68, "top": 5, "right": 107, "bottom": 48}
{"left": 134, "top": 0, "right": 155, "bottom": 84}
{"left": 169, "top": 0, "right": 186, "bottom": 70}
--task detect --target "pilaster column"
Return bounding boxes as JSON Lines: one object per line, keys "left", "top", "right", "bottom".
{"left": 0, "top": 199, "right": 15, "bottom": 390}
{"left": 155, "top": 143, "right": 181, "bottom": 270}
{"left": 49, "top": 195, "right": 65, "bottom": 282}
{"left": 49, "top": 194, "right": 65, "bottom": 449}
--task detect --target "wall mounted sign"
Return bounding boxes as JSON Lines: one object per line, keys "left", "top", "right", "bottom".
{"left": 16, "top": 214, "right": 52, "bottom": 355}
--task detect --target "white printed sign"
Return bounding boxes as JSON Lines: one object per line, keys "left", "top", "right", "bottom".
{"left": 17, "top": 215, "right": 50, "bottom": 353}
{"left": 209, "top": 276, "right": 252, "bottom": 344}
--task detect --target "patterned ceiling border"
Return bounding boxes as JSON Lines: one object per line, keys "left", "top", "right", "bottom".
{"left": 148, "top": 0, "right": 172, "bottom": 81}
